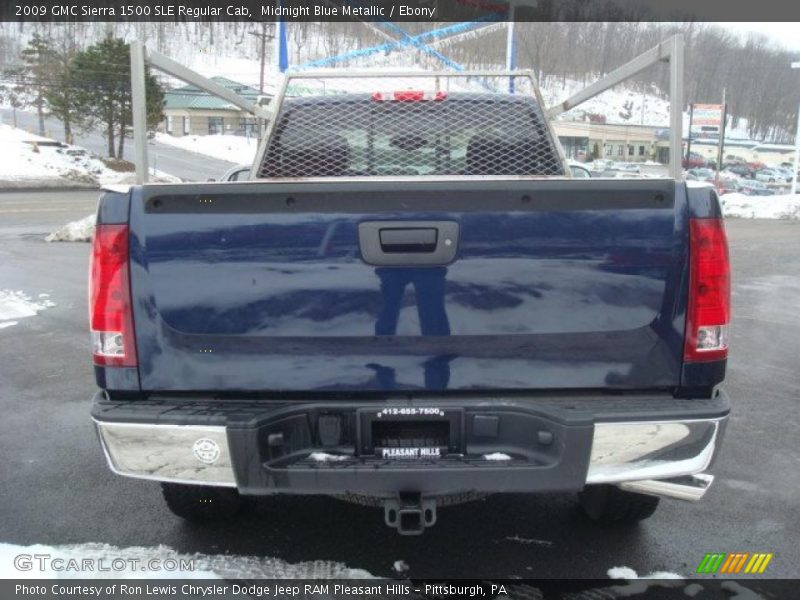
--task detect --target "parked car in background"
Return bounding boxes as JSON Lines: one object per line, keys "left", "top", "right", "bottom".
{"left": 739, "top": 179, "right": 774, "bottom": 196}
{"left": 755, "top": 168, "right": 782, "bottom": 183}
{"left": 588, "top": 159, "right": 613, "bottom": 172}
{"left": 220, "top": 164, "right": 251, "bottom": 182}
{"left": 772, "top": 166, "right": 795, "bottom": 183}
{"left": 726, "top": 164, "right": 754, "bottom": 179}
{"left": 568, "top": 162, "right": 593, "bottom": 178}
{"left": 687, "top": 168, "right": 715, "bottom": 181}
{"left": 715, "top": 177, "right": 741, "bottom": 195}
{"left": 682, "top": 152, "right": 709, "bottom": 169}
{"left": 746, "top": 161, "right": 767, "bottom": 173}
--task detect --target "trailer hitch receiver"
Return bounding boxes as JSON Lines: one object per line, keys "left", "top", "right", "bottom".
{"left": 384, "top": 494, "right": 437, "bottom": 535}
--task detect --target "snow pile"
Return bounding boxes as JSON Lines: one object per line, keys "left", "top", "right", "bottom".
{"left": 608, "top": 566, "right": 684, "bottom": 580}
{"left": 483, "top": 452, "right": 512, "bottom": 461}
{"left": 721, "top": 193, "right": 800, "bottom": 220}
{"left": 308, "top": 452, "right": 349, "bottom": 462}
{"left": 393, "top": 560, "right": 409, "bottom": 573}
{"left": 0, "top": 541, "right": 374, "bottom": 579}
{"left": 0, "top": 124, "right": 180, "bottom": 187}
{"left": 0, "top": 290, "right": 55, "bottom": 330}
{"left": 605, "top": 567, "right": 684, "bottom": 598}
{"left": 155, "top": 133, "right": 258, "bottom": 165}
{"left": 45, "top": 214, "right": 96, "bottom": 243}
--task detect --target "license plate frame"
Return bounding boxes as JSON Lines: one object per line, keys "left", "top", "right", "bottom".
{"left": 358, "top": 407, "right": 464, "bottom": 458}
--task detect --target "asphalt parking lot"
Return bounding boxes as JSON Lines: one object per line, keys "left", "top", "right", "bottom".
{"left": 0, "top": 190, "right": 798, "bottom": 583}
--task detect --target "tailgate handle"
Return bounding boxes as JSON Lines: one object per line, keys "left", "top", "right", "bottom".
{"left": 359, "top": 221, "right": 460, "bottom": 266}
{"left": 379, "top": 227, "right": 437, "bottom": 253}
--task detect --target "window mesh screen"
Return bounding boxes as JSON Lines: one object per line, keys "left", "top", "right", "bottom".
{"left": 257, "top": 73, "right": 565, "bottom": 179}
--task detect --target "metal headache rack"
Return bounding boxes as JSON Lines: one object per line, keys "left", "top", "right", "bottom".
{"left": 253, "top": 71, "right": 567, "bottom": 179}
{"left": 130, "top": 35, "right": 685, "bottom": 183}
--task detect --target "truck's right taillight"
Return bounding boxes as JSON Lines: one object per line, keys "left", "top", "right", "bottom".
{"left": 684, "top": 218, "right": 730, "bottom": 362}
{"left": 89, "top": 224, "right": 137, "bottom": 367}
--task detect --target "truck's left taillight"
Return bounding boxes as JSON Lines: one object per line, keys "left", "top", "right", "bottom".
{"left": 89, "top": 224, "right": 137, "bottom": 367}
{"left": 684, "top": 218, "right": 730, "bottom": 363}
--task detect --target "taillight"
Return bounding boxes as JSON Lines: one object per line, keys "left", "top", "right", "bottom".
{"left": 371, "top": 90, "right": 448, "bottom": 102}
{"left": 684, "top": 218, "right": 730, "bottom": 362}
{"left": 89, "top": 224, "right": 137, "bottom": 367}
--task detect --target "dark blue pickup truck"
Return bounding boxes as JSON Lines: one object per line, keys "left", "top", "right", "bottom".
{"left": 90, "top": 83, "right": 730, "bottom": 534}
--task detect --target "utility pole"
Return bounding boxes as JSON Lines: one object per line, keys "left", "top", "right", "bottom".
{"left": 792, "top": 62, "right": 800, "bottom": 195}
{"left": 715, "top": 88, "right": 727, "bottom": 188}
{"left": 505, "top": 2, "right": 519, "bottom": 93}
{"left": 248, "top": 22, "right": 273, "bottom": 93}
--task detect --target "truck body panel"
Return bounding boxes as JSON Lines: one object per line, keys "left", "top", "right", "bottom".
{"left": 126, "top": 178, "right": 689, "bottom": 393}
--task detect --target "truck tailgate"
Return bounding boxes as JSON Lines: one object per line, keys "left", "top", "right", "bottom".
{"left": 128, "top": 178, "right": 688, "bottom": 392}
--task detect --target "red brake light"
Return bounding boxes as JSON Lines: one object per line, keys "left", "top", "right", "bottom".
{"left": 89, "top": 224, "right": 137, "bottom": 367}
{"left": 393, "top": 90, "right": 425, "bottom": 102}
{"left": 684, "top": 218, "right": 730, "bottom": 362}
{"left": 371, "top": 90, "right": 447, "bottom": 102}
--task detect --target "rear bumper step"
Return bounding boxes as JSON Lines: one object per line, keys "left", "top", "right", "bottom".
{"left": 92, "top": 390, "right": 728, "bottom": 498}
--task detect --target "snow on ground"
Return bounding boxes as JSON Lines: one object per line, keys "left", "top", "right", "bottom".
{"left": 45, "top": 214, "right": 95, "bottom": 243}
{"left": 0, "top": 541, "right": 374, "bottom": 579}
{"left": 307, "top": 452, "right": 349, "bottom": 462}
{"left": 0, "top": 125, "right": 52, "bottom": 143}
{"left": 483, "top": 452, "right": 512, "bottom": 461}
{"left": 605, "top": 567, "right": 685, "bottom": 598}
{"left": 155, "top": 132, "right": 258, "bottom": 165}
{"left": 0, "top": 124, "right": 180, "bottom": 187}
{"left": 0, "top": 290, "right": 55, "bottom": 329}
{"left": 542, "top": 79, "right": 674, "bottom": 127}
{"left": 392, "top": 560, "right": 409, "bottom": 573}
{"left": 721, "top": 193, "right": 800, "bottom": 220}
{"left": 608, "top": 566, "right": 684, "bottom": 579}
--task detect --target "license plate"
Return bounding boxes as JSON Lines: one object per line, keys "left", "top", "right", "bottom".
{"left": 359, "top": 407, "right": 463, "bottom": 458}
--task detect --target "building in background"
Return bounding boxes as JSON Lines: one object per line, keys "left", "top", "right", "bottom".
{"left": 161, "top": 77, "right": 269, "bottom": 138}
{"left": 553, "top": 121, "right": 672, "bottom": 164}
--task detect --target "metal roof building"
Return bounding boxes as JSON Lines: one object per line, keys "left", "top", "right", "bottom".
{"left": 161, "top": 77, "right": 269, "bottom": 138}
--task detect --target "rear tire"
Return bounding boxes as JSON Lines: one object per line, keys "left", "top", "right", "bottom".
{"left": 578, "top": 485, "right": 659, "bottom": 524}
{"left": 161, "top": 483, "right": 242, "bottom": 521}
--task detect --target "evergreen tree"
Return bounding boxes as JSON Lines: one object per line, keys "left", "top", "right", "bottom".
{"left": 0, "top": 67, "right": 25, "bottom": 129}
{"left": 71, "top": 37, "right": 164, "bottom": 159}
{"left": 43, "top": 42, "right": 82, "bottom": 145}
{"left": 19, "top": 33, "right": 52, "bottom": 136}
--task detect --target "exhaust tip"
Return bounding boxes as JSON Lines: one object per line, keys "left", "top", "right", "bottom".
{"left": 619, "top": 473, "right": 714, "bottom": 502}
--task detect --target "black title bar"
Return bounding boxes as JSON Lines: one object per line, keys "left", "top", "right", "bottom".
{"left": 4, "top": 0, "right": 800, "bottom": 22}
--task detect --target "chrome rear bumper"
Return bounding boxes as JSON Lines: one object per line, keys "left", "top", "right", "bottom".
{"left": 95, "top": 420, "right": 236, "bottom": 487}
{"left": 93, "top": 392, "right": 727, "bottom": 501}
{"left": 585, "top": 418, "right": 724, "bottom": 500}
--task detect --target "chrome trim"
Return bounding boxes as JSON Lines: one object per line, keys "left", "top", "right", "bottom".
{"left": 93, "top": 419, "right": 236, "bottom": 487}
{"left": 620, "top": 473, "right": 714, "bottom": 502}
{"left": 586, "top": 418, "right": 723, "bottom": 485}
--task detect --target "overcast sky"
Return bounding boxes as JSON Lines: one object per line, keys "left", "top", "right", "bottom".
{"left": 716, "top": 23, "right": 800, "bottom": 52}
